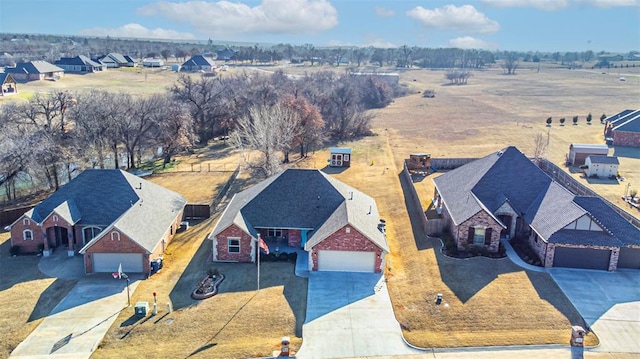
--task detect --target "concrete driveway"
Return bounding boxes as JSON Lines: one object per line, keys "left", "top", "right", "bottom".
{"left": 296, "top": 272, "right": 422, "bottom": 359}
{"left": 10, "top": 254, "right": 141, "bottom": 358}
{"left": 548, "top": 268, "right": 640, "bottom": 354}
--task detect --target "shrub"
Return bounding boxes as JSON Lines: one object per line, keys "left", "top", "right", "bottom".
{"left": 559, "top": 117, "right": 566, "bottom": 126}
{"left": 546, "top": 117, "right": 552, "bottom": 126}
{"left": 10, "top": 246, "right": 20, "bottom": 256}
{"left": 631, "top": 189, "right": 638, "bottom": 198}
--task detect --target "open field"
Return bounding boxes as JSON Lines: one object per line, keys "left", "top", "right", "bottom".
{"left": 0, "top": 231, "right": 77, "bottom": 358}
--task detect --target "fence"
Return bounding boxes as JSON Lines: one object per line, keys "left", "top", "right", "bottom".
{"left": 182, "top": 165, "right": 241, "bottom": 220}
{"left": 170, "top": 162, "right": 237, "bottom": 173}
{"left": 401, "top": 160, "right": 429, "bottom": 235}
{"left": 430, "top": 158, "right": 477, "bottom": 171}
{"left": 0, "top": 205, "right": 35, "bottom": 228}
{"left": 537, "top": 158, "right": 640, "bottom": 228}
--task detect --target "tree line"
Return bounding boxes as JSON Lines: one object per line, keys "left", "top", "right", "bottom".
{"left": 0, "top": 70, "right": 402, "bottom": 200}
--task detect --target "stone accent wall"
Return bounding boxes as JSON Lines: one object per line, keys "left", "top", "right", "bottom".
{"left": 527, "top": 231, "right": 548, "bottom": 264}
{"left": 613, "top": 131, "right": 640, "bottom": 148}
{"left": 495, "top": 202, "right": 519, "bottom": 238}
{"left": 214, "top": 224, "right": 254, "bottom": 263}
{"left": 288, "top": 229, "right": 301, "bottom": 248}
{"left": 456, "top": 210, "right": 503, "bottom": 253}
{"left": 608, "top": 248, "right": 620, "bottom": 271}
{"left": 544, "top": 243, "right": 555, "bottom": 267}
{"left": 10, "top": 215, "right": 44, "bottom": 254}
{"left": 309, "top": 225, "right": 384, "bottom": 272}
{"left": 84, "top": 229, "right": 148, "bottom": 273}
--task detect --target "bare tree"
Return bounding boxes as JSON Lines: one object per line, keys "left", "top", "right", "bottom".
{"left": 502, "top": 52, "right": 519, "bottom": 75}
{"left": 150, "top": 97, "right": 197, "bottom": 167}
{"left": 532, "top": 131, "right": 550, "bottom": 164}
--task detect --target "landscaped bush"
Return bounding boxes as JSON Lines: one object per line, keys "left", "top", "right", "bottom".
{"left": 260, "top": 252, "right": 297, "bottom": 262}
{"left": 9, "top": 245, "right": 20, "bottom": 256}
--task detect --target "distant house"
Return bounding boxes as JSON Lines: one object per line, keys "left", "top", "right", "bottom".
{"left": 598, "top": 54, "right": 624, "bottom": 62}
{"left": 55, "top": 55, "right": 104, "bottom": 73}
{"left": 9, "top": 169, "right": 186, "bottom": 275}
{"left": 584, "top": 155, "right": 619, "bottom": 178}
{"left": 216, "top": 49, "right": 235, "bottom": 61}
{"left": 142, "top": 58, "right": 164, "bottom": 67}
{"left": 604, "top": 109, "right": 640, "bottom": 148}
{"left": 209, "top": 169, "right": 388, "bottom": 272}
{"left": 432, "top": 146, "right": 640, "bottom": 271}
{"left": 0, "top": 73, "right": 18, "bottom": 96}
{"left": 5, "top": 61, "right": 65, "bottom": 82}
{"left": 181, "top": 55, "right": 215, "bottom": 72}
{"left": 98, "top": 53, "right": 136, "bottom": 68}
{"left": 568, "top": 144, "right": 609, "bottom": 166}
{"left": 329, "top": 148, "right": 352, "bottom": 167}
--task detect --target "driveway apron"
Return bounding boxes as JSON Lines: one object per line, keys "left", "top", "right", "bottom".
{"left": 548, "top": 268, "right": 640, "bottom": 354}
{"left": 296, "top": 272, "right": 422, "bottom": 359}
{"left": 10, "top": 274, "right": 141, "bottom": 358}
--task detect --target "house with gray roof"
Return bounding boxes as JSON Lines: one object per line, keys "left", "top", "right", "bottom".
{"left": 5, "top": 61, "right": 64, "bottom": 82}
{"left": 9, "top": 169, "right": 186, "bottom": 274}
{"left": 604, "top": 109, "right": 640, "bottom": 148}
{"left": 432, "top": 146, "right": 640, "bottom": 271}
{"left": 0, "top": 72, "right": 18, "bottom": 96}
{"left": 181, "top": 55, "right": 215, "bottom": 72}
{"left": 55, "top": 55, "right": 105, "bottom": 73}
{"left": 208, "top": 169, "right": 388, "bottom": 272}
{"left": 98, "top": 53, "right": 136, "bottom": 68}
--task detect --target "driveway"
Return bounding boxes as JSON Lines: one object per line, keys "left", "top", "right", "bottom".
{"left": 10, "top": 254, "right": 141, "bottom": 358}
{"left": 548, "top": 268, "right": 640, "bottom": 354}
{"left": 296, "top": 272, "right": 422, "bottom": 359}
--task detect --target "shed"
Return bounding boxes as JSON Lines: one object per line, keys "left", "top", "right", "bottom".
{"left": 408, "top": 153, "right": 431, "bottom": 171}
{"left": 329, "top": 148, "right": 351, "bottom": 167}
{"left": 585, "top": 156, "right": 619, "bottom": 178}
{"left": 568, "top": 144, "right": 609, "bottom": 165}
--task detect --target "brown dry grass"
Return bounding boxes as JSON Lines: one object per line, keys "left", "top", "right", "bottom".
{"left": 0, "top": 231, "right": 77, "bottom": 357}
{"left": 297, "top": 133, "right": 597, "bottom": 347}
{"left": 145, "top": 172, "right": 232, "bottom": 204}
{"left": 93, "top": 171, "right": 307, "bottom": 359}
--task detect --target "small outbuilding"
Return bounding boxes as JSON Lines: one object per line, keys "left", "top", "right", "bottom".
{"left": 584, "top": 155, "right": 619, "bottom": 178}
{"left": 0, "top": 73, "right": 18, "bottom": 96}
{"left": 407, "top": 153, "right": 431, "bottom": 171}
{"left": 329, "top": 148, "right": 351, "bottom": 167}
{"left": 568, "top": 144, "right": 609, "bottom": 166}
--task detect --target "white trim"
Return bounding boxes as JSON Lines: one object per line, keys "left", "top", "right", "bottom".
{"left": 228, "top": 237, "right": 241, "bottom": 253}
{"left": 22, "top": 218, "right": 30, "bottom": 226}
{"left": 82, "top": 226, "right": 102, "bottom": 245}
{"left": 110, "top": 231, "right": 120, "bottom": 241}
{"left": 23, "top": 229, "right": 33, "bottom": 240}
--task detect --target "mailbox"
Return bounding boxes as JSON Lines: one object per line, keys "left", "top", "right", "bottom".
{"left": 280, "top": 336, "right": 290, "bottom": 357}
{"left": 135, "top": 301, "right": 149, "bottom": 316}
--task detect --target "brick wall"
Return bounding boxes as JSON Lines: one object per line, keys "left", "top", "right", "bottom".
{"left": 456, "top": 210, "right": 503, "bottom": 253}
{"left": 288, "top": 229, "right": 301, "bottom": 248}
{"left": 84, "top": 229, "right": 148, "bottom": 273}
{"left": 613, "top": 131, "right": 640, "bottom": 148}
{"left": 41, "top": 212, "right": 74, "bottom": 251}
{"left": 10, "top": 215, "right": 44, "bottom": 254}
{"left": 309, "top": 225, "right": 384, "bottom": 272}
{"left": 214, "top": 224, "right": 254, "bottom": 262}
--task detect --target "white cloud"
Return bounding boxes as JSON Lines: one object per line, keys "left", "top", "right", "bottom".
{"left": 482, "top": 0, "right": 639, "bottom": 10}
{"left": 407, "top": 5, "right": 500, "bottom": 34}
{"left": 374, "top": 6, "right": 395, "bottom": 17}
{"left": 449, "top": 36, "right": 498, "bottom": 49}
{"left": 137, "top": 0, "right": 338, "bottom": 37}
{"left": 79, "top": 23, "right": 196, "bottom": 40}
{"left": 364, "top": 37, "right": 398, "bottom": 48}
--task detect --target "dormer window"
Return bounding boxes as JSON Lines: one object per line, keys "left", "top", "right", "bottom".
{"left": 22, "top": 218, "right": 30, "bottom": 226}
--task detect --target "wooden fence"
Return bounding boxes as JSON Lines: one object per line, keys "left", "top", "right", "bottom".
{"left": 182, "top": 165, "right": 241, "bottom": 220}
{"left": 401, "top": 160, "right": 431, "bottom": 235}
{"left": 430, "top": 158, "right": 477, "bottom": 171}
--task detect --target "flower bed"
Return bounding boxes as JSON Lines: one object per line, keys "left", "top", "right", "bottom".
{"left": 191, "top": 273, "right": 225, "bottom": 300}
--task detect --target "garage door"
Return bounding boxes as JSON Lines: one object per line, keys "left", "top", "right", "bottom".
{"left": 93, "top": 253, "right": 143, "bottom": 273}
{"left": 553, "top": 247, "right": 611, "bottom": 270}
{"left": 618, "top": 247, "right": 640, "bottom": 269}
{"left": 318, "top": 250, "right": 375, "bottom": 272}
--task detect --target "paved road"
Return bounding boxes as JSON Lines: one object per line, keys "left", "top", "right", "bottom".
{"left": 296, "top": 272, "right": 422, "bottom": 359}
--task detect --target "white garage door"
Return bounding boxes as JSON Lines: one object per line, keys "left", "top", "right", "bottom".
{"left": 318, "top": 250, "right": 375, "bottom": 272}
{"left": 93, "top": 253, "right": 143, "bottom": 273}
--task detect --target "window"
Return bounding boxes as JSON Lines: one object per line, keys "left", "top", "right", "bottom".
{"left": 268, "top": 228, "right": 283, "bottom": 238}
{"left": 110, "top": 231, "right": 120, "bottom": 241}
{"left": 23, "top": 230, "right": 33, "bottom": 241}
{"left": 343, "top": 154, "right": 350, "bottom": 161}
{"left": 22, "top": 218, "right": 30, "bottom": 226}
{"left": 83, "top": 227, "right": 102, "bottom": 242}
{"left": 53, "top": 215, "right": 59, "bottom": 222}
{"left": 473, "top": 227, "right": 485, "bottom": 245}
{"left": 228, "top": 238, "right": 240, "bottom": 253}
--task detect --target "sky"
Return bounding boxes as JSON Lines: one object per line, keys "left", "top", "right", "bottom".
{"left": 0, "top": 0, "right": 639, "bottom": 52}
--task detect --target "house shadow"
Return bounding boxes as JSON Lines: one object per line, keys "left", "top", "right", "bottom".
{"left": 584, "top": 176, "right": 619, "bottom": 185}
{"left": 27, "top": 278, "right": 77, "bottom": 322}
{"left": 0, "top": 239, "right": 47, "bottom": 292}
{"left": 320, "top": 165, "right": 348, "bottom": 174}
{"left": 525, "top": 271, "right": 590, "bottom": 328}
{"left": 613, "top": 146, "right": 640, "bottom": 159}
{"left": 398, "top": 172, "right": 432, "bottom": 251}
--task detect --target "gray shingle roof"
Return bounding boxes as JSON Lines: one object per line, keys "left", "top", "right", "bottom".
{"left": 572, "top": 196, "right": 640, "bottom": 246}
{"left": 182, "top": 55, "right": 214, "bottom": 67}
{"left": 55, "top": 55, "right": 102, "bottom": 67}
{"left": 6, "top": 61, "right": 63, "bottom": 74}
{"left": 605, "top": 109, "right": 636, "bottom": 125}
{"left": 613, "top": 112, "right": 640, "bottom": 133}
{"left": 0, "top": 72, "right": 15, "bottom": 84}
{"left": 588, "top": 155, "right": 619, "bottom": 165}
{"left": 525, "top": 182, "right": 585, "bottom": 239}
{"left": 209, "top": 169, "right": 388, "bottom": 252}
{"left": 25, "top": 169, "right": 186, "bottom": 254}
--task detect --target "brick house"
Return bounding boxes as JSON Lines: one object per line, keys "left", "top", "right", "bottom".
{"left": 9, "top": 169, "right": 186, "bottom": 275}
{"left": 432, "top": 146, "right": 640, "bottom": 271}
{"left": 209, "top": 169, "right": 388, "bottom": 272}
{"left": 604, "top": 109, "right": 640, "bottom": 148}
